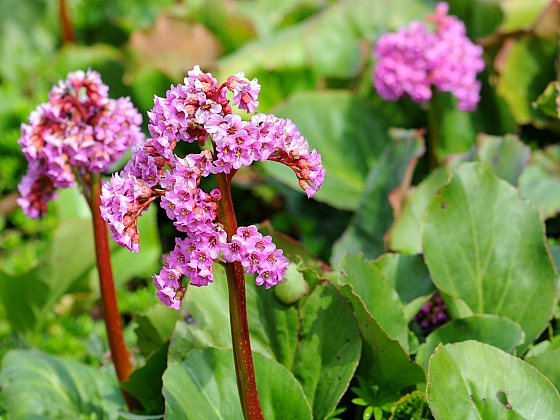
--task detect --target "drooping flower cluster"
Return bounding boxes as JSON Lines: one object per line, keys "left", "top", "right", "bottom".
{"left": 17, "top": 70, "right": 144, "bottom": 218}
{"left": 101, "top": 66, "right": 324, "bottom": 310}
{"left": 373, "top": 2, "right": 485, "bottom": 111}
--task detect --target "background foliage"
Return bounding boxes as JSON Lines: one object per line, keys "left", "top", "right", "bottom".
{"left": 1, "top": 0, "right": 560, "bottom": 419}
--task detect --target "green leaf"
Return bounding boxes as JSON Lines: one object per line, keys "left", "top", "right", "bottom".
{"left": 0, "top": 350, "right": 124, "bottom": 419}
{"left": 427, "top": 341, "right": 560, "bottom": 419}
{"left": 268, "top": 90, "right": 391, "bottom": 211}
{"left": 416, "top": 314, "right": 525, "bottom": 372}
{"left": 373, "top": 253, "right": 435, "bottom": 323}
{"left": 518, "top": 145, "right": 560, "bottom": 220}
{"left": 525, "top": 348, "right": 560, "bottom": 392}
{"left": 291, "top": 282, "right": 362, "bottom": 419}
{"left": 388, "top": 167, "right": 451, "bottom": 255}
{"left": 339, "top": 285, "right": 426, "bottom": 398}
{"left": 421, "top": 162, "right": 557, "bottom": 353}
{"left": 162, "top": 348, "right": 312, "bottom": 420}
{"left": 499, "top": 0, "right": 551, "bottom": 33}
{"left": 495, "top": 34, "right": 557, "bottom": 125}
{"left": 338, "top": 253, "right": 409, "bottom": 351}
{"left": 169, "top": 267, "right": 300, "bottom": 369}
{"left": 475, "top": 134, "right": 531, "bottom": 185}
{"left": 135, "top": 304, "right": 180, "bottom": 356}
{"left": 121, "top": 343, "right": 169, "bottom": 415}
{"left": 331, "top": 128, "right": 425, "bottom": 263}
{"left": 534, "top": 81, "right": 560, "bottom": 120}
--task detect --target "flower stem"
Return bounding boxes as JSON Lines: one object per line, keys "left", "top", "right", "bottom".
{"left": 217, "top": 173, "right": 264, "bottom": 420}
{"left": 427, "top": 89, "right": 440, "bottom": 169}
{"left": 89, "top": 172, "right": 139, "bottom": 412}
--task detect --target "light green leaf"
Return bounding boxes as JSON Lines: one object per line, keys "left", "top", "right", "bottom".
{"left": 0, "top": 350, "right": 124, "bottom": 419}
{"left": 163, "top": 348, "right": 311, "bottom": 420}
{"left": 416, "top": 314, "right": 525, "bottom": 372}
{"left": 525, "top": 348, "right": 560, "bottom": 392}
{"left": 475, "top": 134, "right": 531, "bottom": 185}
{"left": 339, "top": 284, "right": 426, "bottom": 398}
{"left": 427, "top": 341, "right": 560, "bottom": 419}
{"left": 291, "top": 282, "right": 362, "bottom": 419}
{"left": 338, "top": 253, "right": 409, "bottom": 351}
{"left": 422, "top": 162, "right": 557, "bottom": 353}
{"left": 388, "top": 167, "right": 450, "bottom": 255}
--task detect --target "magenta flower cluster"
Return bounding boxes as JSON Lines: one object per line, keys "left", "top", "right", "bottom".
{"left": 101, "top": 66, "right": 324, "bottom": 310}
{"left": 373, "top": 2, "right": 485, "bottom": 111}
{"left": 17, "top": 70, "right": 144, "bottom": 218}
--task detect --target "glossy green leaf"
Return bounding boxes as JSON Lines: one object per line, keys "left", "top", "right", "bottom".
{"left": 169, "top": 267, "right": 300, "bottom": 369}
{"left": 269, "top": 90, "right": 391, "bottom": 211}
{"left": 135, "top": 303, "right": 180, "bottom": 356}
{"left": 388, "top": 167, "right": 450, "bottom": 255}
{"left": 422, "top": 162, "right": 557, "bottom": 352}
{"left": 339, "top": 284, "right": 426, "bottom": 398}
{"left": 121, "top": 343, "right": 169, "bottom": 415}
{"left": 427, "top": 341, "right": 560, "bottom": 419}
{"left": 416, "top": 314, "right": 525, "bottom": 372}
{"left": 291, "top": 282, "right": 361, "bottom": 419}
{"left": 0, "top": 350, "right": 124, "bottom": 419}
{"left": 496, "top": 34, "right": 557, "bottom": 125}
{"left": 274, "top": 263, "right": 309, "bottom": 305}
{"left": 525, "top": 348, "right": 560, "bottom": 392}
{"left": 338, "top": 252, "right": 409, "bottom": 351}
{"left": 519, "top": 145, "right": 560, "bottom": 220}
{"left": 163, "top": 348, "right": 312, "bottom": 420}
{"left": 534, "top": 81, "right": 560, "bottom": 120}
{"left": 475, "top": 134, "right": 531, "bottom": 185}
{"left": 373, "top": 253, "right": 435, "bottom": 323}
{"left": 331, "top": 128, "right": 425, "bottom": 263}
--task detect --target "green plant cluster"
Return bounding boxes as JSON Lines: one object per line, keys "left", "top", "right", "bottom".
{"left": 1, "top": 0, "right": 560, "bottom": 419}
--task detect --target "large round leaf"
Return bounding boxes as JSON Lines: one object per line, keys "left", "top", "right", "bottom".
{"left": 416, "top": 314, "right": 525, "bottom": 372}
{"left": 163, "top": 348, "right": 311, "bottom": 420}
{"left": 421, "top": 162, "right": 556, "bottom": 352}
{"left": 0, "top": 350, "right": 124, "bottom": 419}
{"left": 427, "top": 341, "right": 560, "bottom": 419}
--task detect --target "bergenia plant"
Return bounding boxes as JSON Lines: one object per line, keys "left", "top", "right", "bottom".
{"left": 373, "top": 2, "right": 485, "bottom": 112}
{"left": 16, "top": 69, "right": 143, "bottom": 409}
{"left": 100, "top": 65, "right": 324, "bottom": 417}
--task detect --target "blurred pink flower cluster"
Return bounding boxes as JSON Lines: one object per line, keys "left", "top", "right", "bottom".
{"left": 373, "top": 2, "right": 485, "bottom": 111}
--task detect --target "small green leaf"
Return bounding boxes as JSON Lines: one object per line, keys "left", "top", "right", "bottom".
{"left": 534, "top": 81, "right": 560, "bottom": 119}
{"left": 427, "top": 341, "right": 560, "bottom": 419}
{"left": 274, "top": 263, "right": 309, "bottom": 305}
{"left": 525, "top": 348, "right": 560, "bottom": 391}
{"left": 416, "top": 315, "right": 525, "bottom": 372}
{"left": 135, "top": 304, "right": 180, "bottom": 356}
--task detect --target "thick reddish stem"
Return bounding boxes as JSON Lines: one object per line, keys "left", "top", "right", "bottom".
{"left": 217, "top": 173, "right": 264, "bottom": 420}
{"left": 89, "top": 173, "right": 139, "bottom": 411}
{"left": 58, "top": 0, "right": 75, "bottom": 44}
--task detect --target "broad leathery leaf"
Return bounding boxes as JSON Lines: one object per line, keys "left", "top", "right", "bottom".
{"left": 169, "top": 267, "right": 300, "bottom": 370}
{"left": 422, "top": 162, "right": 556, "bottom": 353}
{"left": 339, "top": 284, "right": 426, "bottom": 398}
{"left": 338, "top": 252, "right": 409, "bottom": 351}
{"left": 388, "top": 167, "right": 451, "bottom": 255}
{"left": 331, "top": 128, "right": 425, "bottom": 264}
{"left": 0, "top": 350, "right": 124, "bottom": 419}
{"left": 416, "top": 314, "right": 525, "bottom": 372}
{"left": 373, "top": 253, "right": 435, "bottom": 323}
{"left": 135, "top": 303, "right": 180, "bottom": 356}
{"left": 269, "top": 90, "right": 391, "bottom": 211}
{"left": 475, "top": 133, "right": 531, "bottom": 185}
{"left": 525, "top": 348, "right": 560, "bottom": 392}
{"left": 291, "top": 282, "right": 361, "bottom": 420}
{"left": 427, "top": 341, "right": 560, "bottom": 419}
{"left": 163, "top": 348, "right": 311, "bottom": 420}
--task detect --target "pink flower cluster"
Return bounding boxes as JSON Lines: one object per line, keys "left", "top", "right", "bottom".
{"left": 373, "top": 2, "right": 485, "bottom": 111}
{"left": 101, "top": 66, "right": 324, "bottom": 310}
{"left": 17, "top": 70, "right": 144, "bottom": 218}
